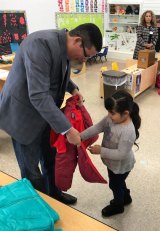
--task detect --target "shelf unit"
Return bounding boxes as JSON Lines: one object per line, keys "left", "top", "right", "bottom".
{"left": 108, "top": 11, "right": 140, "bottom": 33}
{"left": 105, "top": 2, "right": 141, "bottom": 57}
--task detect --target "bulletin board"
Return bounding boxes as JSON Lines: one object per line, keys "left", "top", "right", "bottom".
{"left": 55, "top": 13, "right": 104, "bottom": 36}
{"left": 0, "top": 11, "right": 28, "bottom": 56}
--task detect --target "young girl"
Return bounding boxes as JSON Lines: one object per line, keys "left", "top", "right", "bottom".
{"left": 80, "top": 90, "right": 141, "bottom": 217}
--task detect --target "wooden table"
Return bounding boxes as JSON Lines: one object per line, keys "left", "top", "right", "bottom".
{"left": 0, "top": 69, "right": 9, "bottom": 91}
{"left": 0, "top": 63, "right": 12, "bottom": 71}
{"left": 0, "top": 64, "right": 11, "bottom": 91}
{"left": 0, "top": 171, "right": 116, "bottom": 231}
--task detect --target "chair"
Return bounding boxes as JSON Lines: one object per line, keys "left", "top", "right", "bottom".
{"left": 86, "top": 55, "right": 97, "bottom": 65}
{"left": 97, "top": 46, "right": 108, "bottom": 62}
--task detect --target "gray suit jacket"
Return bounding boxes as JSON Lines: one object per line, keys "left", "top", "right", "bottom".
{"left": 0, "top": 29, "right": 77, "bottom": 144}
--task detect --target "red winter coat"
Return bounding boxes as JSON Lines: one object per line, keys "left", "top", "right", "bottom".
{"left": 50, "top": 96, "right": 107, "bottom": 191}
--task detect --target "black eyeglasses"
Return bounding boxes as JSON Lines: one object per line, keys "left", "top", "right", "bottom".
{"left": 81, "top": 39, "right": 88, "bottom": 58}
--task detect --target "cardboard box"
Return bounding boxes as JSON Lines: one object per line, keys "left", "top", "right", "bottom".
{"left": 137, "top": 49, "right": 155, "bottom": 69}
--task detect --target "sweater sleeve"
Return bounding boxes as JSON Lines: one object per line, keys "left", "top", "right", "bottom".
{"left": 137, "top": 25, "right": 145, "bottom": 46}
{"left": 80, "top": 117, "right": 107, "bottom": 141}
{"left": 101, "top": 133, "right": 135, "bottom": 161}
{"left": 151, "top": 27, "right": 158, "bottom": 46}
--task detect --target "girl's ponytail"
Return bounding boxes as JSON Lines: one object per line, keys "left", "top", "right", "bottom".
{"left": 130, "top": 102, "right": 141, "bottom": 140}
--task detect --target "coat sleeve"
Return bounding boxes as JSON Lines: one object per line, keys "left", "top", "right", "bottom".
{"left": 151, "top": 27, "right": 158, "bottom": 46}
{"left": 23, "top": 38, "right": 72, "bottom": 134}
{"left": 136, "top": 25, "right": 145, "bottom": 46}
{"left": 80, "top": 117, "right": 106, "bottom": 141}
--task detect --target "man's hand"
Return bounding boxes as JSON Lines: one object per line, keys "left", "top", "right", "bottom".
{"left": 66, "top": 127, "right": 81, "bottom": 146}
{"left": 88, "top": 145, "right": 101, "bottom": 155}
{"left": 72, "top": 88, "right": 84, "bottom": 106}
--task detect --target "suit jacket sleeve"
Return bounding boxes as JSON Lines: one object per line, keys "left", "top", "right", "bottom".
{"left": 23, "top": 38, "right": 72, "bottom": 133}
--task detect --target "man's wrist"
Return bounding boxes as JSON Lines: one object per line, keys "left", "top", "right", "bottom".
{"left": 72, "top": 88, "right": 79, "bottom": 95}
{"left": 61, "top": 128, "right": 71, "bottom": 135}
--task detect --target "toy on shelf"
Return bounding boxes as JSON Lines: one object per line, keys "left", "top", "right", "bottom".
{"left": 110, "top": 4, "right": 116, "bottom": 14}
{"left": 126, "top": 5, "right": 133, "bottom": 15}
{"left": 112, "top": 26, "right": 118, "bottom": 32}
{"left": 133, "top": 6, "right": 139, "bottom": 15}
{"left": 112, "top": 18, "right": 118, "bottom": 23}
{"left": 115, "top": 5, "right": 125, "bottom": 15}
{"left": 127, "top": 26, "right": 134, "bottom": 33}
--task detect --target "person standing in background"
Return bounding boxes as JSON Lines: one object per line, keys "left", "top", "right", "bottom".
{"left": 0, "top": 23, "right": 102, "bottom": 204}
{"left": 133, "top": 10, "right": 158, "bottom": 60}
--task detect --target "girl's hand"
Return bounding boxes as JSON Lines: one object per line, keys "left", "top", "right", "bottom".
{"left": 88, "top": 145, "right": 101, "bottom": 155}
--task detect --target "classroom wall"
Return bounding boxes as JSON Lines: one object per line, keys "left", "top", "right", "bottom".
{"left": 141, "top": 0, "right": 160, "bottom": 14}
{"left": 1, "top": 0, "right": 160, "bottom": 34}
{"left": 0, "top": 0, "right": 58, "bottom": 33}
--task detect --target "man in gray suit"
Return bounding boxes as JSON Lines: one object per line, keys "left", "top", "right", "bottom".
{"left": 0, "top": 23, "right": 102, "bottom": 204}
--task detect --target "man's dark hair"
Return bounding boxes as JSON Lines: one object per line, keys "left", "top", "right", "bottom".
{"left": 69, "top": 23, "right": 102, "bottom": 52}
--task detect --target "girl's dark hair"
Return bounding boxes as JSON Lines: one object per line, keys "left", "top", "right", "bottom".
{"left": 105, "top": 90, "right": 141, "bottom": 147}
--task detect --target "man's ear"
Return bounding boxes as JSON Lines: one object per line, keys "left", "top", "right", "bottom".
{"left": 73, "top": 36, "right": 82, "bottom": 46}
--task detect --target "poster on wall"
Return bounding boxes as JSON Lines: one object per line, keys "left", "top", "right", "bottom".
{"left": 57, "top": 0, "right": 104, "bottom": 13}
{"left": 65, "top": 0, "right": 70, "bottom": 12}
{"left": 70, "top": 0, "right": 76, "bottom": 12}
{"left": 58, "top": 0, "right": 64, "bottom": 12}
{"left": 56, "top": 12, "right": 104, "bottom": 36}
{"left": 0, "top": 11, "right": 28, "bottom": 56}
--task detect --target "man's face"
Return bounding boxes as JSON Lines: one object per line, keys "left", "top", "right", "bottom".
{"left": 67, "top": 36, "right": 98, "bottom": 62}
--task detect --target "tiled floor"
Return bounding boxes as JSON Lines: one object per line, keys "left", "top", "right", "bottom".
{"left": 0, "top": 60, "right": 160, "bottom": 231}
